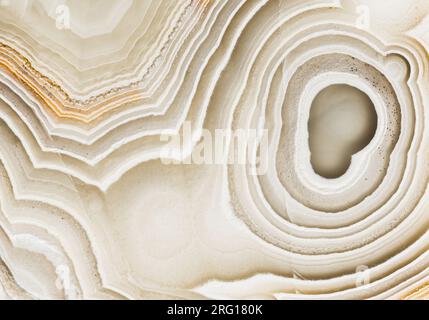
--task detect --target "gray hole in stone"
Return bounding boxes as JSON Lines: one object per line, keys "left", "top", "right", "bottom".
{"left": 308, "top": 84, "right": 378, "bottom": 179}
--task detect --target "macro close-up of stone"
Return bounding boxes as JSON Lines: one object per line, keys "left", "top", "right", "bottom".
{"left": 1, "top": 0, "right": 429, "bottom": 300}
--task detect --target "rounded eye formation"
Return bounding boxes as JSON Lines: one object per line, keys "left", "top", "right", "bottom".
{"left": 308, "top": 84, "right": 378, "bottom": 179}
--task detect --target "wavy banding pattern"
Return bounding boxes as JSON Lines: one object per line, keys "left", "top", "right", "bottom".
{"left": 0, "top": 0, "right": 429, "bottom": 300}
